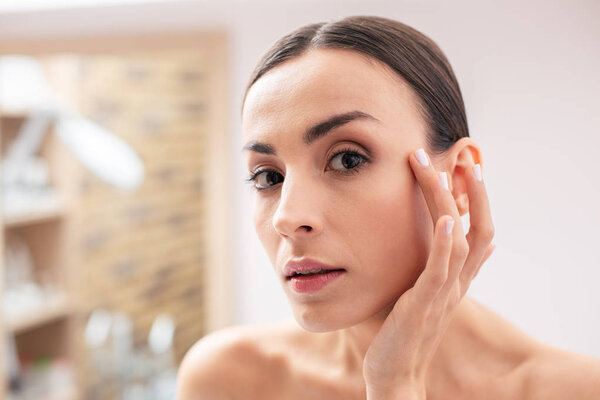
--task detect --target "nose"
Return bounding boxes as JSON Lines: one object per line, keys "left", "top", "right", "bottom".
{"left": 272, "top": 173, "right": 323, "bottom": 239}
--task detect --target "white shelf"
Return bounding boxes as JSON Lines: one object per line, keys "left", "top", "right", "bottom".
{"left": 3, "top": 207, "right": 66, "bottom": 229}
{"left": 5, "top": 293, "right": 71, "bottom": 334}
{"left": 0, "top": 110, "right": 29, "bottom": 119}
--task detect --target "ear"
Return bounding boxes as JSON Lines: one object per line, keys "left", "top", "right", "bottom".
{"left": 440, "top": 137, "right": 482, "bottom": 217}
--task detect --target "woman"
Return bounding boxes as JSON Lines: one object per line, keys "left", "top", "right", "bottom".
{"left": 177, "top": 16, "right": 600, "bottom": 399}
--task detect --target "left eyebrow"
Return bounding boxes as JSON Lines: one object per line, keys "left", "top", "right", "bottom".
{"left": 242, "top": 110, "right": 380, "bottom": 155}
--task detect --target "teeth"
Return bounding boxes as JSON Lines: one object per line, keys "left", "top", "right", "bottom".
{"left": 296, "top": 268, "right": 327, "bottom": 275}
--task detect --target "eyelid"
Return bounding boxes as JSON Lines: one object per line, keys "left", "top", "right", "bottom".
{"left": 247, "top": 143, "right": 371, "bottom": 190}
{"left": 333, "top": 139, "right": 372, "bottom": 157}
{"left": 247, "top": 146, "right": 365, "bottom": 177}
{"left": 328, "top": 143, "right": 369, "bottom": 160}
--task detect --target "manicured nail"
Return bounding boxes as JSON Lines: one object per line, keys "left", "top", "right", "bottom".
{"left": 439, "top": 172, "right": 449, "bottom": 191}
{"left": 445, "top": 219, "right": 455, "bottom": 235}
{"left": 415, "top": 148, "right": 429, "bottom": 166}
{"left": 473, "top": 164, "right": 482, "bottom": 182}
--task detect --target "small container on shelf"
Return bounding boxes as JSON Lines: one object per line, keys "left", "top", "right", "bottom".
{"left": 2, "top": 98, "right": 83, "bottom": 400}
{"left": 6, "top": 355, "right": 77, "bottom": 400}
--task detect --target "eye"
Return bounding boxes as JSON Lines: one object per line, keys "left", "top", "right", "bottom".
{"left": 245, "top": 147, "right": 370, "bottom": 191}
{"left": 327, "top": 147, "right": 368, "bottom": 173}
{"left": 245, "top": 168, "right": 284, "bottom": 191}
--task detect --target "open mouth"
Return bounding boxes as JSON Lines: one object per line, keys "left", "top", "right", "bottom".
{"left": 286, "top": 268, "right": 346, "bottom": 280}
{"left": 286, "top": 268, "right": 346, "bottom": 293}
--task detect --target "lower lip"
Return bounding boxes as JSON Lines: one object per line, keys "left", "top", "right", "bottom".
{"left": 287, "top": 270, "right": 345, "bottom": 294}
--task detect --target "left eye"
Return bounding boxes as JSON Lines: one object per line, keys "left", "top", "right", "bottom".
{"left": 246, "top": 148, "right": 370, "bottom": 192}
{"left": 327, "top": 149, "right": 368, "bottom": 173}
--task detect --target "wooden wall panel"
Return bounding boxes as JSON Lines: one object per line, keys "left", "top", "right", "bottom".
{"left": 67, "top": 49, "right": 211, "bottom": 364}
{"left": 0, "top": 33, "right": 231, "bottom": 399}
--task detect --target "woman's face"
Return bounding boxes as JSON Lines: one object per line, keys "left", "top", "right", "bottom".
{"left": 242, "top": 48, "right": 436, "bottom": 332}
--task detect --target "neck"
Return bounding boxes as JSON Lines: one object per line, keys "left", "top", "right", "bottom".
{"left": 332, "top": 295, "right": 535, "bottom": 396}
{"left": 333, "top": 296, "right": 486, "bottom": 380}
{"left": 335, "top": 300, "right": 396, "bottom": 374}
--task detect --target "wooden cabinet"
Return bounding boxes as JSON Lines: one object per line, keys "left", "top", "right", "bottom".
{"left": 0, "top": 32, "right": 232, "bottom": 399}
{"left": 1, "top": 111, "right": 83, "bottom": 399}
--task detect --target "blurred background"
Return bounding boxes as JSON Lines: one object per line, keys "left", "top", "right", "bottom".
{"left": 0, "top": 0, "right": 598, "bottom": 399}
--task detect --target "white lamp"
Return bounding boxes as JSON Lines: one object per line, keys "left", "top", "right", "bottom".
{"left": 0, "top": 55, "right": 145, "bottom": 195}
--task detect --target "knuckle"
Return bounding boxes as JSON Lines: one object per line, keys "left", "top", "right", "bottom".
{"left": 447, "top": 290, "right": 461, "bottom": 309}
{"left": 454, "top": 240, "right": 470, "bottom": 259}
{"left": 427, "top": 173, "right": 440, "bottom": 190}
{"left": 450, "top": 291, "right": 462, "bottom": 309}
{"left": 472, "top": 224, "right": 495, "bottom": 242}
{"left": 430, "top": 270, "right": 447, "bottom": 287}
{"left": 486, "top": 225, "right": 496, "bottom": 241}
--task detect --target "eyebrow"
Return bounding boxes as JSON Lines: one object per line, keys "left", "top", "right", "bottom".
{"left": 242, "top": 110, "right": 380, "bottom": 155}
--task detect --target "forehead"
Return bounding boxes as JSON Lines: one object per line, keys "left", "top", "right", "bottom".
{"left": 242, "top": 48, "right": 422, "bottom": 142}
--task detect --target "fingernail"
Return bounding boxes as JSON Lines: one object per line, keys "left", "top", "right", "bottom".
{"left": 473, "top": 164, "right": 482, "bottom": 182}
{"left": 445, "top": 219, "right": 455, "bottom": 235}
{"left": 439, "top": 172, "right": 449, "bottom": 191}
{"left": 415, "top": 148, "right": 429, "bottom": 166}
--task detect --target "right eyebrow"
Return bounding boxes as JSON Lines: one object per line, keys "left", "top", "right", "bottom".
{"left": 241, "top": 110, "right": 380, "bottom": 155}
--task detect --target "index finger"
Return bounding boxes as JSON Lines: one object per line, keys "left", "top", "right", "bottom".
{"left": 458, "top": 163, "right": 495, "bottom": 290}
{"left": 408, "top": 148, "right": 463, "bottom": 235}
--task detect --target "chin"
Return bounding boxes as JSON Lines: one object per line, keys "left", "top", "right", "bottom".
{"left": 295, "top": 317, "right": 347, "bottom": 333}
{"left": 291, "top": 305, "right": 370, "bottom": 333}
{"left": 290, "top": 294, "right": 399, "bottom": 333}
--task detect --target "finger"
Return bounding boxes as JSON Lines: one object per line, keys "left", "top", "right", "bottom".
{"left": 459, "top": 164, "right": 495, "bottom": 293}
{"left": 437, "top": 242, "right": 494, "bottom": 329}
{"left": 473, "top": 242, "right": 495, "bottom": 279}
{"left": 412, "top": 215, "right": 455, "bottom": 305}
{"left": 409, "top": 149, "right": 464, "bottom": 233}
{"left": 410, "top": 148, "right": 469, "bottom": 300}
{"left": 443, "top": 243, "right": 495, "bottom": 317}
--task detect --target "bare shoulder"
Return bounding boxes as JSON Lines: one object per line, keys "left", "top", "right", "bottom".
{"left": 176, "top": 321, "right": 297, "bottom": 400}
{"left": 451, "top": 297, "right": 600, "bottom": 400}
{"left": 520, "top": 343, "right": 600, "bottom": 400}
{"left": 175, "top": 325, "right": 258, "bottom": 399}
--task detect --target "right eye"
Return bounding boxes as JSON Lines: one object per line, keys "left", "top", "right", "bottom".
{"left": 246, "top": 169, "right": 284, "bottom": 191}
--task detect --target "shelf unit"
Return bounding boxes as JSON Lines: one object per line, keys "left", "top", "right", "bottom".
{"left": 1, "top": 111, "right": 83, "bottom": 399}
{"left": 0, "top": 31, "right": 232, "bottom": 399}
{"left": 4, "top": 208, "right": 66, "bottom": 229}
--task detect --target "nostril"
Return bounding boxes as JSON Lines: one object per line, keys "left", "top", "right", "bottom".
{"left": 301, "top": 225, "right": 312, "bottom": 232}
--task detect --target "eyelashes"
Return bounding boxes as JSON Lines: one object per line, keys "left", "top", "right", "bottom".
{"left": 245, "top": 147, "right": 371, "bottom": 192}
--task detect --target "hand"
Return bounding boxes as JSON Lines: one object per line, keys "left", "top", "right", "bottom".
{"left": 363, "top": 148, "right": 496, "bottom": 399}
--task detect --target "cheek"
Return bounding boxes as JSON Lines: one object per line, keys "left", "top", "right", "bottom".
{"left": 252, "top": 197, "right": 279, "bottom": 264}
{"left": 350, "top": 167, "right": 433, "bottom": 290}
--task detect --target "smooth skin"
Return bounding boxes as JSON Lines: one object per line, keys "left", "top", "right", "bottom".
{"left": 363, "top": 151, "right": 495, "bottom": 399}
{"left": 177, "top": 48, "right": 600, "bottom": 399}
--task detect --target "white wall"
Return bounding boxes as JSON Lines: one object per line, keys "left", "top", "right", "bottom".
{"left": 2, "top": 0, "right": 598, "bottom": 358}
{"left": 230, "top": 0, "right": 600, "bottom": 360}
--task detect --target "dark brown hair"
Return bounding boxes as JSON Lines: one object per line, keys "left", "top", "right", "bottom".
{"left": 242, "top": 15, "right": 469, "bottom": 155}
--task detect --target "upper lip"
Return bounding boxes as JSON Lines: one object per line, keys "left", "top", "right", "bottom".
{"left": 283, "top": 258, "right": 345, "bottom": 279}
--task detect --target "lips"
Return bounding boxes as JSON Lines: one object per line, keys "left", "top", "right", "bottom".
{"left": 284, "top": 258, "right": 346, "bottom": 279}
{"left": 287, "top": 269, "right": 345, "bottom": 294}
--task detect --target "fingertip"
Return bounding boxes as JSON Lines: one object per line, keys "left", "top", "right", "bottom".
{"left": 473, "top": 163, "right": 483, "bottom": 182}
{"left": 408, "top": 152, "right": 420, "bottom": 169}
{"left": 414, "top": 148, "right": 430, "bottom": 167}
{"left": 445, "top": 218, "right": 455, "bottom": 235}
